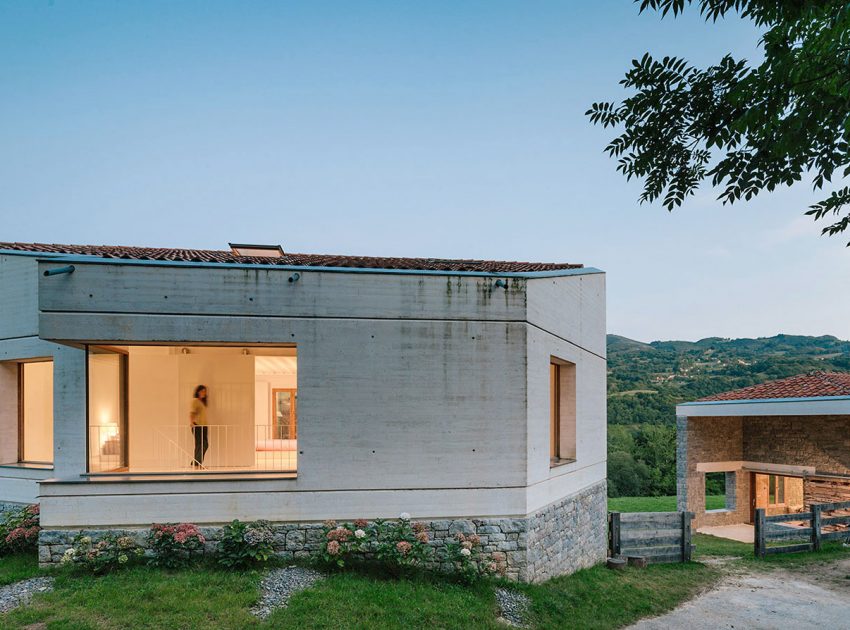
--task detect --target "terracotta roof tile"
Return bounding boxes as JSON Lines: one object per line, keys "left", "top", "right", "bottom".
{"left": 0, "top": 242, "right": 582, "bottom": 274}
{"left": 698, "top": 372, "right": 850, "bottom": 402}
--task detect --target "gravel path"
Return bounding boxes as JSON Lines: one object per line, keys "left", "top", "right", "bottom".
{"left": 495, "top": 587, "right": 530, "bottom": 627}
{"left": 0, "top": 577, "right": 54, "bottom": 614}
{"left": 251, "top": 567, "right": 323, "bottom": 619}
{"left": 629, "top": 566, "right": 850, "bottom": 630}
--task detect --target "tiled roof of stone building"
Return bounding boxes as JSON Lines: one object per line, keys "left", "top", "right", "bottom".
{"left": 0, "top": 242, "right": 582, "bottom": 274}
{"left": 698, "top": 372, "right": 850, "bottom": 402}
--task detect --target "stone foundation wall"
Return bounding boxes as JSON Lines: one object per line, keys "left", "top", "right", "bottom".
{"left": 0, "top": 502, "right": 25, "bottom": 516}
{"left": 39, "top": 482, "right": 607, "bottom": 582}
{"left": 525, "top": 480, "right": 607, "bottom": 582}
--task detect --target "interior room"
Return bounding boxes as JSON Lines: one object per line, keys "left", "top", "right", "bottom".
{"left": 87, "top": 345, "right": 297, "bottom": 474}
{"left": 20, "top": 361, "right": 54, "bottom": 465}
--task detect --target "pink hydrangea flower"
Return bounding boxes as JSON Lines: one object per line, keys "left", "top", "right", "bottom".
{"left": 396, "top": 541, "right": 412, "bottom": 555}
{"left": 327, "top": 540, "right": 340, "bottom": 555}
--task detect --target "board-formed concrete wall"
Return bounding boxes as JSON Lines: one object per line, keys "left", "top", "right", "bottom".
{"left": 0, "top": 254, "right": 607, "bottom": 581}
{"left": 0, "top": 255, "right": 64, "bottom": 503}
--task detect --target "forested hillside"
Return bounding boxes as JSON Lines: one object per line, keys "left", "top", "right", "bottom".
{"left": 607, "top": 334, "right": 850, "bottom": 497}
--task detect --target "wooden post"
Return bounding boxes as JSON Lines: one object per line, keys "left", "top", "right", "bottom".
{"left": 754, "top": 508, "right": 766, "bottom": 558}
{"left": 811, "top": 503, "right": 822, "bottom": 552}
{"left": 609, "top": 512, "right": 621, "bottom": 557}
{"left": 682, "top": 511, "right": 693, "bottom": 562}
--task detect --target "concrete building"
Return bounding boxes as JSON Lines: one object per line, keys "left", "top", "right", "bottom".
{"left": 677, "top": 372, "right": 850, "bottom": 538}
{"left": 0, "top": 241, "right": 607, "bottom": 581}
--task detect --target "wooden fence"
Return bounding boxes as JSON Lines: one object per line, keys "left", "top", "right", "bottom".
{"left": 608, "top": 511, "right": 694, "bottom": 563}
{"left": 754, "top": 500, "right": 850, "bottom": 557}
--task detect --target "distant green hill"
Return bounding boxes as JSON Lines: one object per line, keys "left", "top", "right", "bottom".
{"left": 607, "top": 333, "right": 850, "bottom": 426}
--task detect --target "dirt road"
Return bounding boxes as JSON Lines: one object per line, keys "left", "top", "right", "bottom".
{"left": 629, "top": 558, "right": 850, "bottom": 630}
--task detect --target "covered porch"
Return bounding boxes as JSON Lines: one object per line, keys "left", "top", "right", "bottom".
{"left": 676, "top": 373, "right": 850, "bottom": 533}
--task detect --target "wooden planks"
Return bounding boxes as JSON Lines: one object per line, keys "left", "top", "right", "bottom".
{"left": 765, "top": 543, "right": 812, "bottom": 555}
{"left": 764, "top": 512, "right": 811, "bottom": 523}
{"left": 609, "top": 511, "right": 693, "bottom": 564}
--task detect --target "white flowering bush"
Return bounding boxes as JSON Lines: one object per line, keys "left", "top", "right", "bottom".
{"left": 444, "top": 532, "right": 500, "bottom": 584}
{"left": 316, "top": 513, "right": 432, "bottom": 574}
{"left": 62, "top": 533, "right": 144, "bottom": 574}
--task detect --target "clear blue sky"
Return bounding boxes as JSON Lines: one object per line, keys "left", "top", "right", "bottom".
{"left": 2, "top": 1, "right": 847, "bottom": 342}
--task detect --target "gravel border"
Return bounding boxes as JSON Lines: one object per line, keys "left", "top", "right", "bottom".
{"left": 251, "top": 567, "right": 323, "bottom": 619}
{"left": 0, "top": 577, "right": 55, "bottom": 614}
{"left": 495, "top": 587, "right": 530, "bottom": 627}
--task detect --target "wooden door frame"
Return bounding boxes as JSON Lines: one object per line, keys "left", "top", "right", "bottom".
{"left": 749, "top": 471, "right": 756, "bottom": 523}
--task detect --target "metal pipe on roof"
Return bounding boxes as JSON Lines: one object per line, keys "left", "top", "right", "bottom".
{"left": 43, "top": 265, "right": 75, "bottom": 277}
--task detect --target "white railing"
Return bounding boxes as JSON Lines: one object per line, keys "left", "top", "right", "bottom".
{"left": 89, "top": 425, "right": 123, "bottom": 473}
{"left": 148, "top": 424, "right": 297, "bottom": 473}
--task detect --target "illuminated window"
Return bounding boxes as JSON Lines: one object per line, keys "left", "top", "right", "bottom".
{"left": 86, "top": 345, "right": 297, "bottom": 474}
{"left": 19, "top": 361, "right": 54, "bottom": 464}
{"left": 550, "top": 358, "right": 576, "bottom": 466}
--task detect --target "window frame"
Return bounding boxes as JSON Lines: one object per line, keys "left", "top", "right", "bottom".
{"left": 86, "top": 345, "right": 130, "bottom": 473}
{"left": 16, "top": 358, "right": 55, "bottom": 467}
{"left": 768, "top": 474, "right": 786, "bottom": 506}
{"left": 271, "top": 388, "right": 298, "bottom": 440}
{"left": 549, "top": 357, "right": 577, "bottom": 468}
{"left": 550, "top": 362, "right": 561, "bottom": 463}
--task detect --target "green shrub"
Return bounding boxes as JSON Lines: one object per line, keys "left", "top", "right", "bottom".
{"left": 0, "top": 504, "right": 41, "bottom": 556}
{"left": 216, "top": 520, "right": 274, "bottom": 569}
{"left": 148, "top": 523, "right": 206, "bottom": 569}
{"left": 62, "top": 533, "right": 144, "bottom": 574}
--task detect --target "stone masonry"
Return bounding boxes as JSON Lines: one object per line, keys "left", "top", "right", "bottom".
{"left": 39, "top": 481, "right": 608, "bottom": 582}
{"left": 525, "top": 480, "right": 607, "bottom": 582}
{"left": 679, "top": 414, "right": 850, "bottom": 528}
{"left": 677, "top": 416, "right": 751, "bottom": 529}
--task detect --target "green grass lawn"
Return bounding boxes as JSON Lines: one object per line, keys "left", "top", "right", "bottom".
{"left": 608, "top": 495, "right": 725, "bottom": 513}
{"left": 0, "top": 557, "right": 721, "bottom": 630}
{"left": 0, "top": 553, "right": 40, "bottom": 587}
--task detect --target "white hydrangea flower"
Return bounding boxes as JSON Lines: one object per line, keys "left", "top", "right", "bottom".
{"left": 399, "top": 512, "right": 411, "bottom": 521}
{"left": 460, "top": 547, "right": 472, "bottom": 557}
{"left": 354, "top": 529, "right": 366, "bottom": 539}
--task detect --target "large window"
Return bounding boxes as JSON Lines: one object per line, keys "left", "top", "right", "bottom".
{"left": 20, "top": 361, "right": 54, "bottom": 464}
{"left": 86, "top": 345, "right": 297, "bottom": 474}
{"left": 0, "top": 360, "right": 54, "bottom": 466}
{"left": 550, "top": 358, "right": 576, "bottom": 466}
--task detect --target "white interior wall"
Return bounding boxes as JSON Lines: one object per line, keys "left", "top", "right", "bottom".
{"left": 128, "top": 347, "right": 178, "bottom": 470}
{"left": 22, "top": 361, "right": 53, "bottom": 463}
{"left": 179, "top": 353, "right": 254, "bottom": 467}
{"left": 125, "top": 346, "right": 280, "bottom": 470}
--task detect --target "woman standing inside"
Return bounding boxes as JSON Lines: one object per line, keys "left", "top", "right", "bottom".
{"left": 190, "top": 385, "right": 209, "bottom": 468}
